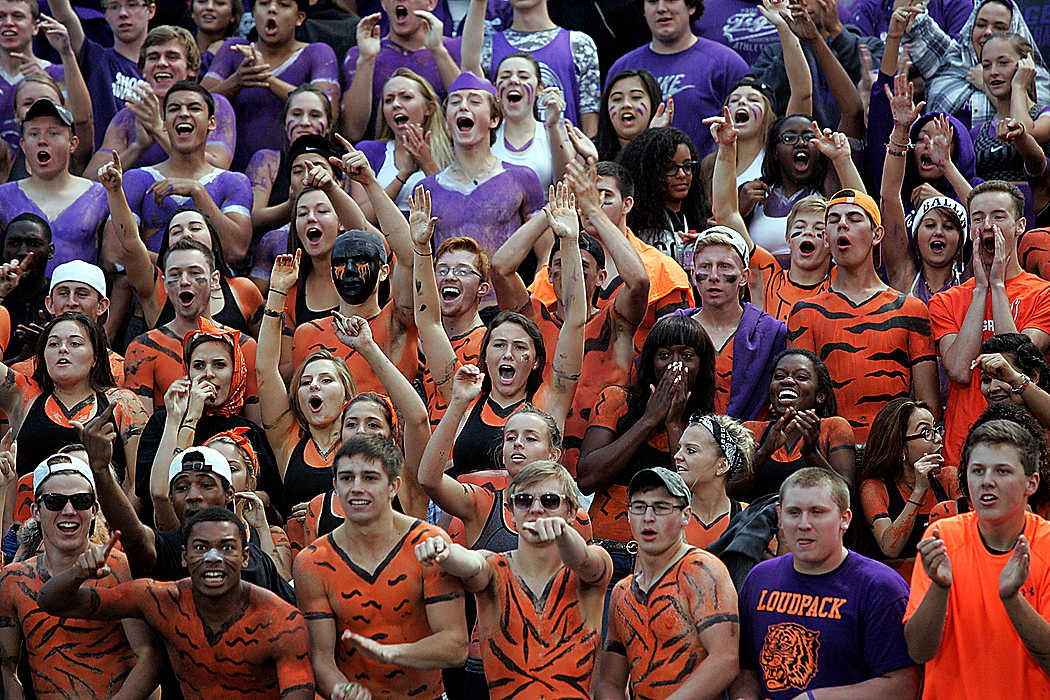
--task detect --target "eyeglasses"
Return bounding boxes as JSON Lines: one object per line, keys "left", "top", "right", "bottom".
{"left": 39, "top": 492, "right": 94, "bottom": 511}
{"left": 511, "top": 492, "right": 565, "bottom": 511}
{"left": 664, "top": 160, "right": 698, "bottom": 177}
{"left": 628, "top": 501, "right": 686, "bottom": 516}
{"left": 435, "top": 264, "right": 482, "bottom": 280}
{"left": 103, "top": 1, "right": 151, "bottom": 11}
{"left": 904, "top": 425, "right": 945, "bottom": 442}
{"left": 778, "top": 132, "right": 817, "bottom": 145}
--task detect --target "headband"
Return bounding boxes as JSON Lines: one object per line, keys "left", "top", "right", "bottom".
{"left": 449, "top": 70, "right": 497, "bottom": 97}
{"left": 342, "top": 392, "right": 400, "bottom": 444}
{"left": 182, "top": 317, "right": 247, "bottom": 418}
{"left": 205, "top": 427, "right": 257, "bottom": 482}
{"left": 693, "top": 415, "right": 743, "bottom": 475}
{"left": 909, "top": 196, "right": 969, "bottom": 240}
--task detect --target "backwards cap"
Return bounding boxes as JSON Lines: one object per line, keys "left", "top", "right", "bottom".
{"left": 826, "top": 188, "right": 882, "bottom": 228}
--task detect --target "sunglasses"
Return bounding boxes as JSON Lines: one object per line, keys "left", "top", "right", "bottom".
{"left": 511, "top": 492, "right": 565, "bottom": 511}
{"left": 39, "top": 492, "right": 94, "bottom": 511}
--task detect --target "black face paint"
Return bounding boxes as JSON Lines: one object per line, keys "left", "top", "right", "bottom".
{"left": 694, "top": 270, "right": 710, "bottom": 281}
{"left": 722, "top": 272, "right": 739, "bottom": 284}
{"left": 331, "top": 232, "right": 385, "bottom": 305}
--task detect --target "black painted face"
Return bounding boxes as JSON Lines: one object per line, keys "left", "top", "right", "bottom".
{"left": 331, "top": 232, "right": 384, "bottom": 305}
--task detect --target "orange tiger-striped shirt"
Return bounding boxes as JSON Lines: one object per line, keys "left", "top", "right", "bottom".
{"left": 0, "top": 551, "right": 137, "bottom": 698}
{"left": 787, "top": 289, "right": 936, "bottom": 443}
{"left": 607, "top": 548, "right": 739, "bottom": 699}
{"left": 476, "top": 549, "right": 612, "bottom": 699}
{"left": 294, "top": 520, "right": 464, "bottom": 699}
{"left": 91, "top": 577, "right": 313, "bottom": 699}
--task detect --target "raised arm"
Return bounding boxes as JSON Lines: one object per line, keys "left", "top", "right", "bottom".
{"left": 41, "top": 16, "right": 93, "bottom": 172}
{"left": 880, "top": 70, "right": 923, "bottom": 291}
{"left": 416, "top": 365, "right": 486, "bottom": 521}
{"left": 999, "top": 118, "right": 1050, "bottom": 211}
{"left": 458, "top": 0, "right": 486, "bottom": 76}
{"left": 333, "top": 312, "right": 430, "bottom": 518}
{"left": 76, "top": 404, "right": 158, "bottom": 574}
{"left": 340, "top": 14, "right": 382, "bottom": 141}
{"left": 37, "top": 531, "right": 129, "bottom": 619}
{"left": 417, "top": 11, "right": 460, "bottom": 90}
{"left": 257, "top": 253, "right": 299, "bottom": 476}
{"left": 760, "top": 0, "right": 812, "bottom": 116}
{"left": 490, "top": 211, "right": 549, "bottom": 317}
{"left": 150, "top": 378, "right": 211, "bottom": 530}
{"left": 43, "top": 0, "right": 84, "bottom": 55}
{"left": 522, "top": 516, "right": 611, "bottom": 584}
{"left": 1009, "top": 57, "right": 1050, "bottom": 144}
{"left": 98, "top": 153, "right": 161, "bottom": 322}
{"left": 542, "top": 182, "right": 586, "bottom": 431}
{"left": 410, "top": 187, "right": 457, "bottom": 402}
{"left": 705, "top": 107, "right": 752, "bottom": 246}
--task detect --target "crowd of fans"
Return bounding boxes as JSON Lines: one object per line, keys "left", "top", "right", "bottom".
{"left": 0, "top": 0, "right": 1045, "bottom": 696}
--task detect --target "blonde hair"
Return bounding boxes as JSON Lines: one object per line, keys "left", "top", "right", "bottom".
{"left": 696, "top": 413, "right": 756, "bottom": 475}
{"left": 785, "top": 194, "right": 830, "bottom": 233}
{"left": 289, "top": 350, "right": 356, "bottom": 431}
{"left": 508, "top": 460, "right": 579, "bottom": 513}
{"left": 376, "top": 68, "right": 453, "bottom": 169}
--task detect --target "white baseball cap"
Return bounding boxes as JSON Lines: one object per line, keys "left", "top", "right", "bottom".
{"left": 33, "top": 454, "right": 95, "bottom": 495}
{"left": 168, "top": 445, "right": 233, "bottom": 488}
{"left": 50, "top": 261, "right": 108, "bottom": 299}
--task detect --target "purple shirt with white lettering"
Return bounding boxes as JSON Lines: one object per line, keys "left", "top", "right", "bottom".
{"left": 205, "top": 38, "right": 339, "bottom": 171}
{"left": 693, "top": 0, "right": 779, "bottom": 66}
{"left": 0, "top": 64, "right": 65, "bottom": 151}
{"left": 341, "top": 37, "right": 462, "bottom": 140}
{"left": 99, "top": 93, "right": 237, "bottom": 169}
{"left": 80, "top": 38, "right": 142, "bottom": 150}
{"left": 0, "top": 179, "right": 107, "bottom": 275}
{"left": 121, "top": 165, "right": 253, "bottom": 251}
{"left": 606, "top": 38, "right": 747, "bottom": 157}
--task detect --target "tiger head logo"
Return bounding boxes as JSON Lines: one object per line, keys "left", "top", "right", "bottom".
{"left": 759, "top": 621, "right": 820, "bottom": 691}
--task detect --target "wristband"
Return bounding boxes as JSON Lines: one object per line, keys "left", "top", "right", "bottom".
{"left": 908, "top": 498, "right": 923, "bottom": 506}
{"left": 886, "top": 144, "right": 908, "bottom": 157}
{"left": 1013, "top": 374, "right": 1032, "bottom": 394}
{"left": 396, "top": 174, "right": 408, "bottom": 184}
{"left": 414, "top": 248, "right": 433, "bottom": 256}
{"left": 268, "top": 289, "right": 287, "bottom": 296}
{"left": 263, "top": 308, "right": 283, "bottom": 318}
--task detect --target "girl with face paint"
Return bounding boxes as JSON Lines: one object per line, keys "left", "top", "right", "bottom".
{"left": 353, "top": 68, "right": 452, "bottom": 215}
{"left": 490, "top": 53, "right": 559, "bottom": 191}
{"left": 595, "top": 69, "right": 664, "bottom": 162}
{"left": 733, "top": 349, "right": 856, "bottom": 502}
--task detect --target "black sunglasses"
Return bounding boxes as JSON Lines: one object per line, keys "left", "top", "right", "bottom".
{"left": 39, "top": 492, "right": 94, "bottom": 511}
{"left": 511, "top": 492, "right": 564, "bottom": 511}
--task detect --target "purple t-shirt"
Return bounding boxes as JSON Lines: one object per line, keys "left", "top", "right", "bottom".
{"left": 355, "top": 0, "right": 455, "bottom": 36}
{"left": 419, "top": 161, "right": 543, "bottom": 257}
{"left": 0, "top": 179, "right": 107, "bottom": 275}
{"left": 79, "top": 38, "right": 141, "bottom": 150}
{"left": 251, "top": 224, "right": 289, "bottom": 281}
{"left": 341, "top": 36, "right": 462, "bottom": 141}
{"left": 205, "top": 39, "right": 339, "bottom": 171}
{"left": 606, "top": 38, "right": 747, "bottom": 158}
{"left": 0, "top": 63, "right": 65, "bottom": 151}
{"left": 738, "top": 552, "right": 914, "bottom": 700}
{"left": 121, "top": 165, "right": 253, "bottom": 252}
{"left": 357, "top": 138, "right": 425, "bottom": 212}
{"left": 99, "top": 93, "right": 237, "bottom": 169}
{"left": 693, "top": 0, "right": 779, "bottom": 66}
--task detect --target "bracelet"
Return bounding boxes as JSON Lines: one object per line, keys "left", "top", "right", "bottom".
{"left": 888, "top": 138, "right": 912, "bottom": 150}
{"left": 907, "top": 498, "right": 923, "bottom": 506}
{"left": 268, "top": 289, "right": 287, "bottom": 296}
{"left": 886, "top": 144, "right": 908, "bottom": 157}
{"left": 395, "top": 174, "right": 408, "bottom": 185}
{"left": 1013, "top": 374, "right": 1032, "bottom": 394}
{"left": 263, "top": 308, "right": 283, "bottom": 318}
{"left": 414, "top": 248, "right": 432, "bottom": 256}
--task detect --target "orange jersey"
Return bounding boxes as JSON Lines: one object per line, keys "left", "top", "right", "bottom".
{"left": 94, "top": 577, "right": 313, "bottom": 699}
{"left": 294, "top": 521, "right": 464, "bottom": 699}
{"left": 1019, "top": 227, "right": 1050, "bottom": 280}
{"left": 423, "top": 324, "right": 485, "bottom": 429}
{"left": 476, "top": 550, "right": 611, "bottom": 699}
{"left": 291, "top": 305, "right": 418, "bottom": 395}
{"left": 607, "top": 548, "right": 739, "bottom": 698}
{"left": 12, "top": 348, "right": 125, "bottom": 385}
{"left": 123, "top": 324, "right": 259, "bottom": 411}
{"left": 714, "top": 335, "right": 734, "bottom": 415}
{"left": 0, "top": 550, "right": 137, "bottom": 698}
{"left": 528, "top": 228, "right": 694, "bottom": 352}
{"left": 587, "top": 385, "right": 671, "bottom": 542}
{"left": 752, "top": 246, "right": 834, "bottom": 323}
{"left": 787, "top": 289, "right": 936, "bottom": 443}
{"left": 684, "top": 501, "right": 743, "bottom": 550}
{"left": 905, "top": 512, "right": 1050, "bottom": 699}
{"left": 530, "top": 297, "right": 634, "bottom": 477}
{"left": 928, "top": 272, "right": 1050, "bottom": 464}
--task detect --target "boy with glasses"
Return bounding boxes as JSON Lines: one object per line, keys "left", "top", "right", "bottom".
{"left": 48, "top": 0, "right": 154, "bottom": 148}
{"left": 416, "top": 460, "right": 612, "bottom": 699}
{"left": 596, "top": 466, "right": 739, "bottom": 699}
{"left": 0, "top": 453, "right": 163, "bottom": 697}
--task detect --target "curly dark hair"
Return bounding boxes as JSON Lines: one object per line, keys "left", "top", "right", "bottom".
{"left": 595, "top": 69, "right": 663, "bottom": 161}
{"left": 618, "top": 127, "right": 703, "bottom": 235}
{"left": 616, "top": 315, "right": 715, "bottom": 435}
{"left": 761, "top": 114, "right": 829, "bottom": 192}
{"left": 981, "top": 333, "right": 1050, "bottom": 392}
{"left": 768, "top": 349, "right": 838, "bottom": 418}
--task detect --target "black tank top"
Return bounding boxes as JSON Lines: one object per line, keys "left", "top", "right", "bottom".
{"left": 283, "top": 434, "right": 336, "bottom": 515}
{"left": 883, "top": 475, "right": 951, "bottom": 559}
{"left": 314, "top": 490, "right": 345, "bottom": 540}
{"left": 295, "top": 279, "right": 337, "bottom": 326}
{"left": 16, "top": 391, "right": 126, "bottom": 481}
{"left": 268, "top": 151, "right": 291, "bottom": 207}
{"left": 472, "top": 490, "right": 519, "bottom": 553}
{"left": 450, "top": 396, "right": 525, "bottom": 479}
{"left": 751, "top": 421, "right": 810, "bottom": 498}
{"left": 157, "top": 277, "right": 249, "bottom": 333}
